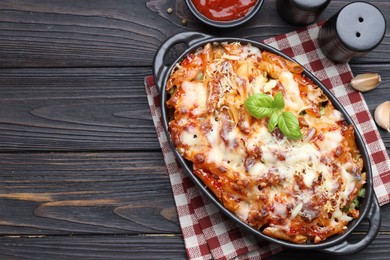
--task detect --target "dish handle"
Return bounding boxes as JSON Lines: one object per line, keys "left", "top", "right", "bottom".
{"left": 152, "top": 31, "right": 211, "bottom": 94}
{"left": 320, "top": 195, "right": 381, "bottom": 255}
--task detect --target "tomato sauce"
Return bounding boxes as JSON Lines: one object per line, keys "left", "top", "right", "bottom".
{"left": 192, "top": 0, "right": 257, "bottom": 21}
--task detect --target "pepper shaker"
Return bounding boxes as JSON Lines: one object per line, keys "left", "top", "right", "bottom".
{"left": 276, "top": 0, "right": 331, "bottom": 25}
{"left": 318, "top": 2, "right": 386, "bottom": 63}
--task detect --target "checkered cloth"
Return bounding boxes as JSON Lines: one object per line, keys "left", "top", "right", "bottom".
{"left": 144, "top": 23, "right": 390, "bottom": 260}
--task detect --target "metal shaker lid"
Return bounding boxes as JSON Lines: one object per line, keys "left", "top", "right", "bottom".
{"left": 293, "top": 0, "right": 331, "bottom": 11}
{"left": 336, "top": 2, "right": 386, "bottom": 52}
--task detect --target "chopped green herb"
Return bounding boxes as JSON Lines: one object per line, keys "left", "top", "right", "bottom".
{"left": 358, "top": 188, "right": 366, "bottom": 198}
{"left": 195, "top": 71, "right": 204, "bottom": 81}
{"left": 320, "top": 106, "right": 325, "bottom": 115}
{"left": 351, "top": 198, "right": 359, "bottom": 208}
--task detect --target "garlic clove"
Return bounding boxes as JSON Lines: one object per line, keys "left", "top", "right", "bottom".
{"left": 374, "top": 101, "right": 390, "bottom": 132}
{"left": 350, "top": 73, "right": 381, "bottom": 92}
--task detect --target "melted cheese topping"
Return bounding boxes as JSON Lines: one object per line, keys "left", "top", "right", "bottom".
{"left": 166, "top": 42, "right": 365, "bottom": 244}
{"left": 180, "top": 81, "right": 208, "bottom": 115}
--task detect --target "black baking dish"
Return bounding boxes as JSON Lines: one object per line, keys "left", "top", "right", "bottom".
{"left": 153, "top": 31, "right": 381, "bottom": 255}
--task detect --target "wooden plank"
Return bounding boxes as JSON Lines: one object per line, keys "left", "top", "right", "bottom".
{"left": 0, "top": 0, "right": 388, "bottom": 68}
{"left": 0, "top": 67, "right": 161, "bottom": 151}
{"left": 0, "top": 0, "right": 388, "bottom": 259}
{"left": 0, "top": 65, "right": 389, "bottom": 152}
{"left": 0, "top": 235, "right": 187, "bottom": 259}
{"left": 0, "top": 0, "right": 171, "bottom": 68}
{"left": 0, "top": 152, "right": 181, "bottom": 234}
{"left": 1, "top": 233, "right": 390, "bottom": 259}
{"left": 1, "top": 151, "right": 390, "bottom": 235}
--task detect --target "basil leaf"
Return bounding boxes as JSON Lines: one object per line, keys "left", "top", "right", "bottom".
{"left": 278, "top": 112, "right": 302, "bottom": 140}
{"left": 244, "top": 93, "right": 275, "bottom": 118}
{"left": 268, "top": 111, "right": 279, "bottom": 132}
{"left": 244, "top": 92, "right": 302, "bottom": 140}
{"left": 273, "top": 92, "right": 285, "bottom": 109}
{"left": 247, "top": 106, "right": 275, "bottom": 119}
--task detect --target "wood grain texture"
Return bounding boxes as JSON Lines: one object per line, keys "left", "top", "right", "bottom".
{"left": 0, "top": 0, "right": 389, "bottom": 259}
{"left": 0, "top": 0, "right": 169, "bottom": 67}
{"left": 0, "top": 235, "right": 187, "bottom": 259}
{"left": 2, "top": 234, "right": 390, "bottom": 259}
{"left": 0, "top": 66, "right": 388, "bottom": 153}
{"left": 0, "top": 0, "right": 388, "bottom": 68}
{"left": 1, "top": 151, "right": 390, "bottom": 236}
{"left": 0, "top": 67, "right": 161, "bottom": 151}
{"left": 0, "top": 152, "right": 180, "bottom": 234}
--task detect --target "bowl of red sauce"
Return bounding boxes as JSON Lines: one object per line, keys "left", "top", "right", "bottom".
{"left": 185, "top": 0, "right": 264, "bottom": 28}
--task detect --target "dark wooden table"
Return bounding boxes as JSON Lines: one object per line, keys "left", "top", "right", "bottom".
{"left": 0, "top": 1, "right": 389, "bottom": 259}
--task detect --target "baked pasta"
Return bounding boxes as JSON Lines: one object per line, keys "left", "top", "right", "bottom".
{"left": 166, "top": 42, "right": 365, "bottom": 244}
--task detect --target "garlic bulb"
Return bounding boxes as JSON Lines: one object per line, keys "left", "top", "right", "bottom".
{"left": 374, "top": 101, "right": 390, "bottom": 132}
{"left": 350, "top": 73, "right": 381, "bottom": 92}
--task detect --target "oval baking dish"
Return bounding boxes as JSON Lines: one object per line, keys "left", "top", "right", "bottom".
{"left": 153, "top": 31, "right": 381, "bottom": 254}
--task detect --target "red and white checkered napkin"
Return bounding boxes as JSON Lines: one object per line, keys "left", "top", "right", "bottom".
{"left": 144, "top": 23, "right": 390, "bottom": 260}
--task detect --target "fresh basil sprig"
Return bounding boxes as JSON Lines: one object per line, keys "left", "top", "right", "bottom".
{"left": 244, "top": 92, "right": 302, "bottom": 140}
